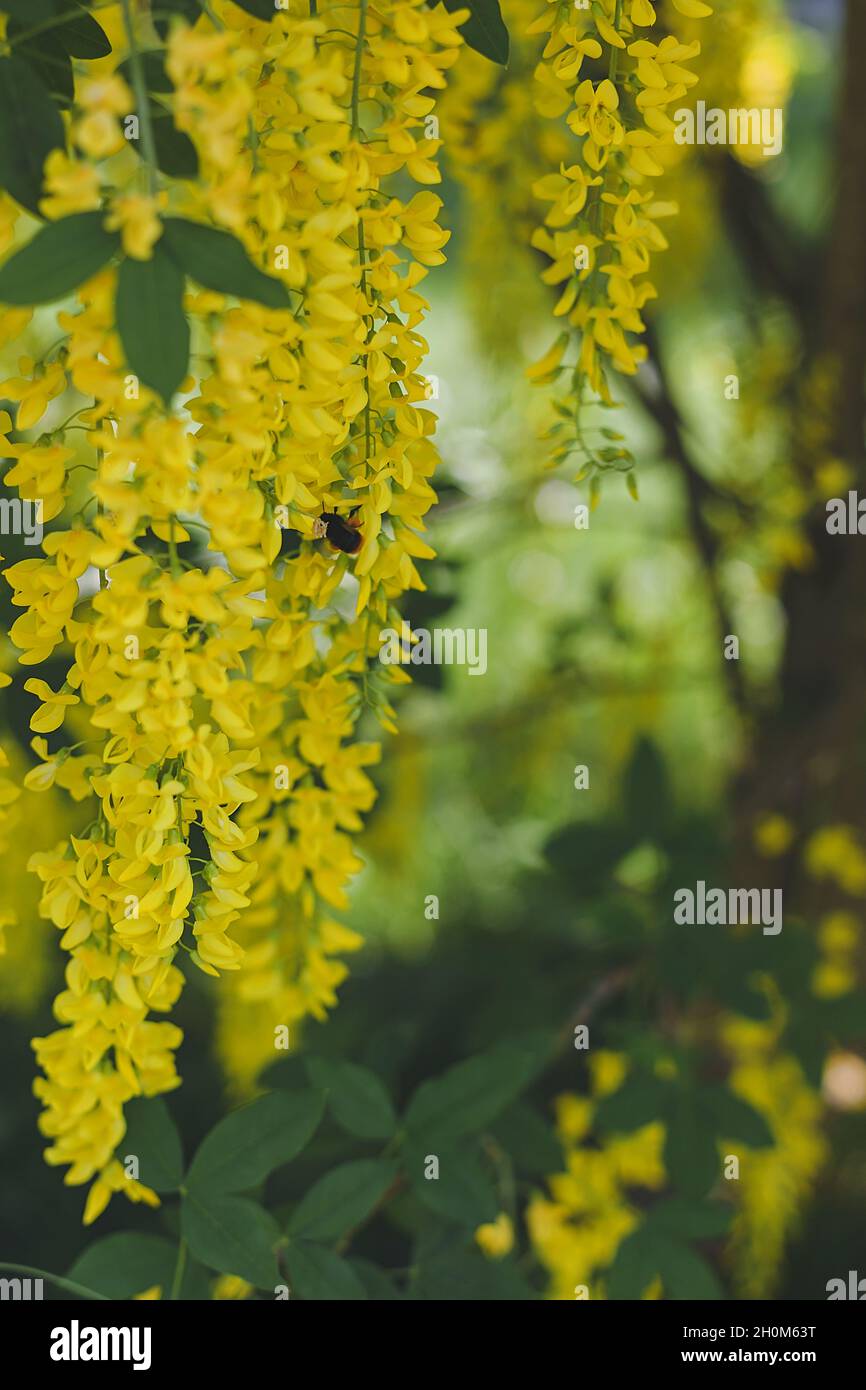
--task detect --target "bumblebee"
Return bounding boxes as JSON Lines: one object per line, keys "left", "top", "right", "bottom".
{"left": 313, "top": 509, "right": 363, "bottom": 555}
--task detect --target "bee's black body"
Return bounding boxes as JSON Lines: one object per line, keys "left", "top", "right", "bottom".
{"left": 316, "top": 511, "right": 363, "bottom": 554}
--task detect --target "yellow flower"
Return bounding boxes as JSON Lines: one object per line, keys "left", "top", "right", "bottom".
{"left": 23, "top": 678, "right": 80, "bottom": 734}
{"left": 818, "top": 911, "right": 860, "bottom": 954}
{"left": 0, "top": 193, "right": 20, "bottom": 254}
{"left": 40, "top": 151, "right": 102, "bottom": 219}
{"left": 475, "top": 1212, "right": 514, "bottom": 1259}
{"left": 1, "top": 358, "right": 66, "bottom": 430}
{"left": 589, "top": 1050, "right": 628, "bottom": 1097}
{"left": 805, "top": 825, "right": 866, "bottom": 894}
{"left": 672, "top": 0, "right": 712, "bottom": 16}
{"left": 814, "top": 458, "right": 851, "bottom": 499}
{"left": 212, "top": 1274, "right": 254, "bottom": 1299}
{"left": 812, "top": 960, "right": 855, "bottom": 999}
{"left": 78, "top": 74, "right": 134, "bottom": 116}
{"left": 74, "top": 111, "right": 125, "bottom": 160}
{"left": 753, "top": 814, "right": 794, "bottom": 858}
{"left": 555, "top": 1093, "right": 593, "bottom": 1141}
{"left": 106, "top": 196, "right": 164, "bottom": 261}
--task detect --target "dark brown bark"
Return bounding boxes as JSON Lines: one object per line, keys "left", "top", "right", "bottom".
{"left": 734, "top": 0, "right": 866, "bottom": 879}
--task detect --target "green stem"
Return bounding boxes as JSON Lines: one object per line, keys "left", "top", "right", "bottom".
{"left": 0, "top": 1262, "right": 109, "bottom": 1302}
{"left": 609, "top": 0, "right": 624, "bottom": 83}
{"left": 350, "top": 0, "right": 368, "bottom": 138}
{"left": 199, "top": 0, "right": 224, "bottom": 28}
{"left": 120, "top": 0, "right": 159, "bottom": 196}
{"left": 170, "top": 1239, "right": 188, "bottom": 1301}
{"left": 96, "top": 443, "right": 105, "bottom": 590}
{"left": 357, "top": 219, "right": 373, "bottom": 466}
{"left": 351, "top": 0, "right": 373, "bottom": 466}
{"left": 168, "top": 514, "right": 181, "bottom": 579}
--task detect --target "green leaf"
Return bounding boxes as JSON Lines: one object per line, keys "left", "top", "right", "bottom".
{"left": 782, "top": 1014, "right": 825, "bottom": 1087}
{"left": 117, "top": 51, "right": 174, "bottom": 93}
{"left": 228, "top": 0, "right": 281, "bottom": 18}
{"left": 260, "top": 1054, "right": 309, "bottom": 1091}
{"left": 705, "top": 1086, "right": 773, "bottom": 1148}
{"left": 151, "top": 116, "right": 199, "bottom": 179}
{"left": 622, "top": 736, "right": 672, "bottom": 836}
{"left": 288, "top": 1159, "right": 397, "bottom": 1241}
{"left": 116, "top": 52, "right": 198, "bottom": 179}
{"left": 608, "top": 1227, "right": 725, "bottom": 1301}
{"left": 153, "top": 0, "right": 201, "bottom": 41}
{"left": 405, "top": 1141, "right": 498, "bottom": 1227}
{"left": 161, "top": 217, "right": 291, "bottom": 308}
{"left": 821, "top": 990, "right": 866, "bottom": 1042}
{"left": 0, "top": 55, "right": 65, "bottom": 215}
{"left": 722, "top": 976, "right": 774, "bottom": 1021}
{"left": 351, "top": 1258, "right": 404, "bottom": 1300}
{"left": 411, "top": 1249, "right": 533, "bottom": 1301}
{"left": 544, "top": 822, "right": 623, "bottom": 891}
{"left": 55, "top": 7, "right": 112, "bottom": 59}
{"left": 657, "top": 1240, "right": 725, "bottom": 1301}
{"left": 664, "top": 1097, "right": 720, "bottom": 1198}
{"left": 0, "top": 213, "right": 118, "bottom": 305}
{"left": 121, "top": 1096, "right": 183, "bottom": 1193}
{"left": 284, "top": 1242, "right": 366, "bottom": 1301}
{"left": 305, "top": 1056, "right": 397, "bottom": 1140}
{"left": 1, "top": 0, "right": 56, "bottom": 20}
{"left": 69, "top": 1234, "right": 177, "bottom": 1300}
{"left": 181, "top": 1193, "right": 280, "bottom": 1289}
{"left": 593, "top": 1077, "right": 669, "bottom": 1134}
{"left": 187, "top": 1089, "right": 324, "bottom": 1196}
{"left": 491, "top": 1101, "right": 563, "bottom": 1175}
{"left": 441, "top": 0, "right": 509, "bottom": 65}
{"left": 115, "top": 243, "right": 189, "bottom": 405}
{"left": 404, "top": 1035, "right": 551, "bottom": 1144}
{"left": 7, "top": 23, "right": 74, "bottom": 107}
{"left": 606, "top": 1228, "right": 662, "bottom": 1301}
{"left": 647, "top": 1197, "right": 733, "bottom": 1241}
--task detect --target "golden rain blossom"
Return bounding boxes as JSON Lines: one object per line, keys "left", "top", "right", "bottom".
{"left": 105, "top": 195, "right": 165, "bottom": 260}
{"left": 525, "top": 0, "right": 712, "bottom": 487}
{"left": 475, "top": 1212, "right": 515, "bottom": 1259}
{"left": 528, "top": 1054, "right": 665, "bottom": 1299}
{"left": 0, "top": 0, "right": 466, "bottom": 1217}
{"left": 40, "top": 152, "right": 103, "bottom": 220}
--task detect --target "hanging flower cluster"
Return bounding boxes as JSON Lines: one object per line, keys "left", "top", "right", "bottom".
{"left": 721, "top": 1009, "right": 826, "bottom": 1300}
{"left": 0, "top": 737, "right": 21, "bottom": 959}
{"left": 0, "top": 0, "right": 464, "bottom": 1221}
{"left": 437, "top": 0, "right": 571, "bottom": 361}
{"left": 525, "top": 0, "right": 712, "bottom": 491}
{"left": 527, "top": 1051, "right": 666, "bottom": 1300}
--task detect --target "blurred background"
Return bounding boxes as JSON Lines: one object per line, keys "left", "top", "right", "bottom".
{"left": 2, "top": 0, "right": 866, "bottom": 1299}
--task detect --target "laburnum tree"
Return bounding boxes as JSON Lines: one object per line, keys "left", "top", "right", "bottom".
{"left": 0, "top": 0, "right": 863, "bottom": 1305}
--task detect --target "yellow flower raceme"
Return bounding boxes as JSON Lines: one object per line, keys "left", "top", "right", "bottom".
{"left": 529, "top": 1069, "right": 666, "bottom": 1300}
{"left": 0, "top": 0, "right": 464, "bottom": 1215}
{"left": 525, "top": 0, "right": 712, "bottom": 484}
